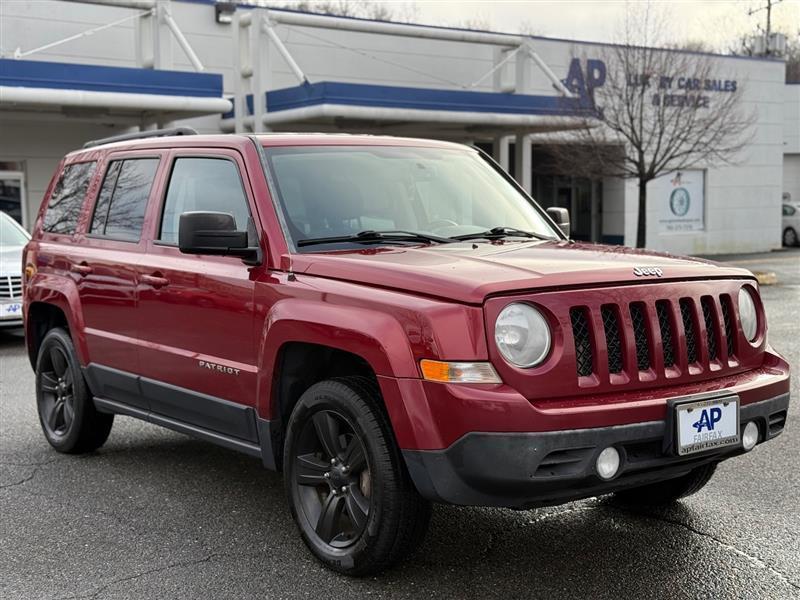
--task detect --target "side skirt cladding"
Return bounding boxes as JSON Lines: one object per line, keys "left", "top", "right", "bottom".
{"left": 85, "top": 364, "right": 277, "bottom": 467}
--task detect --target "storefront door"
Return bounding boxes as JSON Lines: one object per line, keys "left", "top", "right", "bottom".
{"left": 536, "top": 175, "right": 600, "bottom": 242}
{"left": 0, "top": 171, "right": 26, "bottom": 228}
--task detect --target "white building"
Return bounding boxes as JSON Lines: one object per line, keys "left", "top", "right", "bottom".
{"left": 1, "top": 0, "right": 798, "bottom": 254}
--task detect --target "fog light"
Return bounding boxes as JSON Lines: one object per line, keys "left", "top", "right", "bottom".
{"left": 596, "top": 447, "right": 620, "bottom": 480}
{"left": 742, "top": 421, "right": 759, "bottom": 451}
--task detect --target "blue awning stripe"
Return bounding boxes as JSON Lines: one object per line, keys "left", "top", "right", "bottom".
{"left": 223, "top": 81, "right": 593, "bottom": 119}
{"left": 0, "top": 59, "right": 223, "bottom": 98}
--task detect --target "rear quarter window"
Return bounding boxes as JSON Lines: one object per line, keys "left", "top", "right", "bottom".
{"left": 42, "top": 161, "right": 97, "bottom": 235}
{"left": 90, "top": 158, "right": 159, "bottom": 242}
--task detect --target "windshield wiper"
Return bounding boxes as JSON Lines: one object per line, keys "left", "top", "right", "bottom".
{"left": 297, "top": 229, "right": 454, "bottom": 248}
{"left": 450, "top": 226, "right": 557, "bottom": 242}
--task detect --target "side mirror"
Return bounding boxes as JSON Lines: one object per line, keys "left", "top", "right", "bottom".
{"left": 178, "top": 211, "right": 260, "bottom": 263}
{"left": 546, "top": 207, "right": 570, "bottom": 238}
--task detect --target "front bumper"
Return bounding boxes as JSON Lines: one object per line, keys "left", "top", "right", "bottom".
{"left": 403, "top": 393, "right": 789, "bottom": 509}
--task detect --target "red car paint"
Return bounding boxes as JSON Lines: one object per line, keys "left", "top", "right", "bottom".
{"left": 23, "top": 134, "right": 790, "bottom": 456}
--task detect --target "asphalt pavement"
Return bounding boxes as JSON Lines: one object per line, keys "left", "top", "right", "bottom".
{"left": 1, "top": 248, "right": 798, "bottom": 599}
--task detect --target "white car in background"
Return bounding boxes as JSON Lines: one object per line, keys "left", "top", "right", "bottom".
{"left": 783, "top": 201, "right": 800, "bottom": 247}
{"left": 0, "top": 211, "right": 29, "bottom": 329}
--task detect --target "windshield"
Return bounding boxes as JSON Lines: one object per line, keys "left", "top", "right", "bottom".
{"left": 263, "top": 145, "right": 559, "bottom": 251}
{"left": 0, "top": 213, "right": 29, "bottom": 247}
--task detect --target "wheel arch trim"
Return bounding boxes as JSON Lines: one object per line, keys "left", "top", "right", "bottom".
{"left": 25, "top": 274, "right": 87, "bottom": 368}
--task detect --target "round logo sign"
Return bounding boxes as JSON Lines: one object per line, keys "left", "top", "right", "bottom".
{"left": 669, "top": 187, "right": 691, "bottom": 217}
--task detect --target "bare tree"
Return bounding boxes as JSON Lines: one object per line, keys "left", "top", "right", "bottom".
{"left": 786, "top": 34, "right": 800, "bottom": 82}
{"left": 266, "top": 1, "right": 418, "bottom": 23}
{"left": 551, "top": 5, "right": 754, "bottom": 248}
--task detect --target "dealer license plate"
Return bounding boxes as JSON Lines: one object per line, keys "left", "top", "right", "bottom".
{"left": 675, "top": 396, "right": 740, "bottom": 456}
{"left": 0, "top": 301, "right": 22, "bottom": 319}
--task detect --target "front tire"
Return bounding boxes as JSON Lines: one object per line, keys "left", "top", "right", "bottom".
{"left": 613, "top": 463, "right": 717, "bottom": 506}
{"left": 283, "top": 377, "right": 431, "bottom": 576}
{"left": 783, "top": 227, "right": 798, "bottom": 247}
{"left": 35, "top": 328, "right": 113, "bottom": 453}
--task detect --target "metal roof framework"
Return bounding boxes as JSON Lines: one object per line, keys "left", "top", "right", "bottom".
{"left": 230, "top": 8, "right": 589, "bottom": 140}
{"left": 0, "top": 0, "right": 231, "bottom": 123}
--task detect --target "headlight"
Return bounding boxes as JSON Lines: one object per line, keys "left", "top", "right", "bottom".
{"left": 495, "top": 303, "right": 551, "bottom": 368}
{"left": 738, "top": 287, "right": 758, "bottom": 343}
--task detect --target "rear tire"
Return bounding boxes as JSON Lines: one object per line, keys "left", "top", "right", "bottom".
{"left": 35, "top": 328, "right": 113, "bottom": 453}
{"left": 783, "top": 227, "right": 798, "bottom": 247}
{"left": 612, "top": 463, "right": 717, "bottom": 506}
{"left": 283, "top": 377, "right": 431, "bottom": 576}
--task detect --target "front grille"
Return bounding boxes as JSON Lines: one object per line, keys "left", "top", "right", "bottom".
{"left": 629, "top": 303, "right": 650, "bottom": 371}
{"left": 701, "top": 296, "right": 718, "bottom": 361}
{"left": 566, "top": 285, "right": 739, "bottom": 384}
{"left": 0, "top": 275, "right": 22, "bottom": 299}
{"left": 601, "top": 305, "right": 624, "bottom": 374}
{"left": 680, "top": 299, "right": 698, "bottom": 364}
{"left": 570, "top": 308, "right": 593, "bottom": 377}
{"left": 656, "top": 300, "right": 675, "bottom": 367}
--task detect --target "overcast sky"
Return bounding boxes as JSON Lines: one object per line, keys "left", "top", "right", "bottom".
{"left": 380, "top": 1, "right": 800, "bottom": 49}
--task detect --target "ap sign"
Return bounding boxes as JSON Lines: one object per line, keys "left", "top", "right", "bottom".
{"left": 653, "top": 170, "right": 706, "bottom": 233}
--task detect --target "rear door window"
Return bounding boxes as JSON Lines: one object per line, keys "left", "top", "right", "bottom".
{"left": 42, "top": 161, "right": 97, "bottom": 234}
{"left": 159, "top": 157, "right": 251, "bottom": 244}
{"left": 90, "top": 158, "right": 159, "bottom": 242}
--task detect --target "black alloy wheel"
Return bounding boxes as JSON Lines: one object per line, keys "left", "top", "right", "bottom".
{"left": 293, "top": 409, "right": 371, "bottom": 548}
{"left": 284, "top": 378, "right": 431, "bottom": 576}
{"left": 38, "top": 344, "right": 75, "bottom": 439}
{"left": 35, "top": 328, "right": 114, "bottom": 453}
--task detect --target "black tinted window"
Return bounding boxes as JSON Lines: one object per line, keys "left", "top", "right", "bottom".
{"left": 90, "top": 161, "right": 122, "bottom": 235}
{"left": 42, "top": 162, "right": 96, "bottom": 234}
{"left": 159, "top": 158, "right": 251, "bottom": 244}
{"left": 90, "top": 158, "right": 158, "bottom": 241}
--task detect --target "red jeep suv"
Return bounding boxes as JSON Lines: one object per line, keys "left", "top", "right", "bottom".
{"left": 23, "top": 130, "right": 790, "bottom": 575}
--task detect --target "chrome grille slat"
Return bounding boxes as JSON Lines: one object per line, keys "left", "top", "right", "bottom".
{"left": 0, "top": 275, "right": 23, "bottom": 299}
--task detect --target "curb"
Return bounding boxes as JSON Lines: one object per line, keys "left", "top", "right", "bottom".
{"left": 753, "top": 271, "right": 778, "bottom": 286}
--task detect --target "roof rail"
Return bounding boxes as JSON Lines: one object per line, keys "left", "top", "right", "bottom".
{"left": 82, "top": 126, "right": 198, "bottom": 149}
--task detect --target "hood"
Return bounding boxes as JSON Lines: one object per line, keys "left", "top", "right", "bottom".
{"left": 287, "top": 241, "right": 753, "bottom": 304}
{"left": 0, "top": 245, "right": 23, "bottom": 275}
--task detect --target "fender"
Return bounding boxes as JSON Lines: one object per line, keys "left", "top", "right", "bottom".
{"left": 256, "top": 298, "right": 419, "bottom": 420}
{"left": 25, "top": 272, "right": 88, "bottom": 365}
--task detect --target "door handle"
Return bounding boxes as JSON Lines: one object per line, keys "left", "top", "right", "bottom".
{"left": 141, "top": 273, "right": 169, "bottom": 288}
{"left": 70, "top": 263, "right": 93, "bottom": 276}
